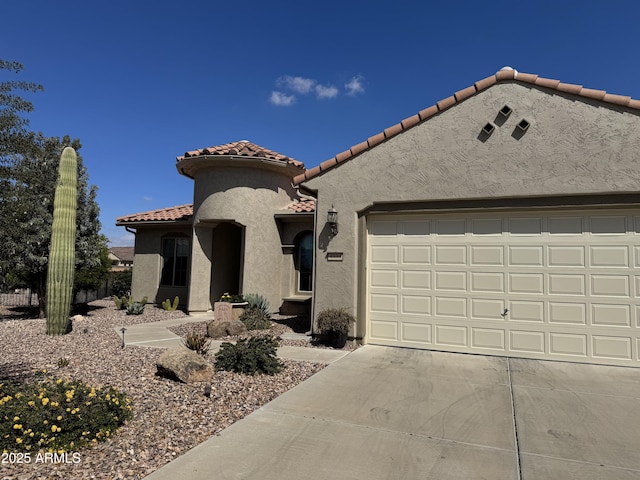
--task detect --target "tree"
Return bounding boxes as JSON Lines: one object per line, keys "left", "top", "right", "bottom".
{"left": 0, "top": 60, "right": 108, "bottom": 317}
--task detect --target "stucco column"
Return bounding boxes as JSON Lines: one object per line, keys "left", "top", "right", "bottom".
{"left": 187, "top": 226, "right": 213, "bottom": 313}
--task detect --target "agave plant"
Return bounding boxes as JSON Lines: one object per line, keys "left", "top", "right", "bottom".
{"left": 244, "top": 293, "right": 271, "bottom": 318}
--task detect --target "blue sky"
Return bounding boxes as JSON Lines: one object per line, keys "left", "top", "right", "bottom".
{"left": 3, "top": 0, "right": 640, "bottom": 246}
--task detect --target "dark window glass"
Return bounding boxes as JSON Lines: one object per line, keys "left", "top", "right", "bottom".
{"left": 297, "top": 232, "right": 313, "bottom": 292}
{"left": 160, "top": 238, "right": 189, "bottom": 287}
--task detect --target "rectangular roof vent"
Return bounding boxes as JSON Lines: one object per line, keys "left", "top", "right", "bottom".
{"left": 517, "top": 119, "right": 530, "bottom": 133}
{"left": 499, "top": 105, "right": 512, "bottom": 118}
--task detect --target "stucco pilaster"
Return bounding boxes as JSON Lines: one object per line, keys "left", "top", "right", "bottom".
{"left": 188, "top": 226, "right": 213, "bottom": 313}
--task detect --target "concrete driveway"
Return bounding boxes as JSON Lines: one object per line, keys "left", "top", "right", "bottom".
{"left": 145, "top": 345, "right": 640, "bottom": 480}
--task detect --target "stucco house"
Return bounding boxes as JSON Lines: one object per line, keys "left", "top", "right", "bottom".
{"left": 117, "top": 67, "right": 640, "bottom": 367}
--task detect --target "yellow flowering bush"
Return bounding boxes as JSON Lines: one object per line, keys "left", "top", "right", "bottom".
{"left": 0, "top": 376, "right": 132, "bottom": 452}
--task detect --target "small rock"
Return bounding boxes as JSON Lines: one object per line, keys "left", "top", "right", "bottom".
{"left": 156, "top": 347, "right": 214, "bottom": 383}
{"left": 207, "top": 320, "right": 247, "bottom": 338}
{"left": 72, "top": 314, "right": 84, "bottom": 322}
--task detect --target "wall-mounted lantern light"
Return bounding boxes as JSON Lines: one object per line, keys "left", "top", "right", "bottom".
{"left": 327, "top": 205, "right": 338, "bottom": 236}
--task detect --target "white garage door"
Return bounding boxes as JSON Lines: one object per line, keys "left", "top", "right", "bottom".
{"left": 367, "top": 210, "right": 640, "bottom": 366}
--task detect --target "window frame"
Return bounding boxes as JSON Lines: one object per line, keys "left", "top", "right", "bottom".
{"left": 295, "top": 231, "right": 313, "bottom": 293}
{"left": 160, "top": 236, "right": 190, "bottom": 287}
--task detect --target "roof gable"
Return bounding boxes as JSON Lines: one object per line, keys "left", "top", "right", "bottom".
{"left": 293, "top": 68, "right": 640, "bottom": 185}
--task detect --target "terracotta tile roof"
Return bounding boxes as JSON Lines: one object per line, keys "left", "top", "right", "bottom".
{"left": 117, "top": 199, "right": 314, "bottom": 225}
{"left": 178, "top": 140, "right": 305, "bottom": 169}
{"left": 108, "top": 247, "right": 134, "bottom": 262}
{"left": 292, "top": 68, "right": 640, "bottom": 185}
{"left": 286, "top": 198, "right": 315, "bottom": 212}
{"left": 116, "top": 204, "right": 193, "bottom": 224}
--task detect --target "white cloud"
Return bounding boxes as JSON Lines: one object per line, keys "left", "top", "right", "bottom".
{"left": 315, "top": 84, "right": 339, "bottom": 99}
{"left": 143, "top": 196, "right": 153, "bottom": 201}
{"left": 345, "top": 75, "right": 365, "bottom": 96}
{"left": 269, "top": 91, "right": 296, "bottom": 106}
{"left": 277, "top": 75, "right": 316, "bottom": 94}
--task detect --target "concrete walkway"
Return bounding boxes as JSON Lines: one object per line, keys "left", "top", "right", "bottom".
{"left": 114, "top": 317, "right": 350, "bottom": 364}
{"left": 142, "top": 345, "right": 640, "bottom": 480}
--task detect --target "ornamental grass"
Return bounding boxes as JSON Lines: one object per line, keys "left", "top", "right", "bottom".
{"left": 0, "top": 372, "right": 132, "bottom": 453}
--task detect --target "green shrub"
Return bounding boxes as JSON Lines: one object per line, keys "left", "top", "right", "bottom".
{"left": 0, "top": 376, "right": 132, "bottom": 452}
{"left": 162, "top": 296, "right": 179, "bottom": 311}
{"left": 240, "top": 307, "right": 271, "bottom": 331}
{"left": 244, "top": 293, "right": 271, "bottom": 318}
{"left": 57, "top": 358, "right": 70, "bottom": 368}
{"left": 214, "top": 336, "right": 283, "bottom": 375}
{"left": 183, "top": 331, "right": 211, "bottom": 355}
{"left": 111, "top": 270, "right": 132, "bottom": 298}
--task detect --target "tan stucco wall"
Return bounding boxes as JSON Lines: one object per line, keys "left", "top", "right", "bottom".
{"left": 304, "top": 82, "right": 640, "bottom": 335}
{"left": 187, "top": 166, "right": 300, "bottom": 312}
{"left": 131, "top": 226, "right": 191, "bottom": 305}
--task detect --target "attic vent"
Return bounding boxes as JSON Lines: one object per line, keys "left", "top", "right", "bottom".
{"left": 482, "top": 123, "right": 495, "bottom": 135}
{"left": 499, "top": 105, "right": 512, "bottom": 118}
{"left": 517, "top": 119, "right": 530, "bottom": 133}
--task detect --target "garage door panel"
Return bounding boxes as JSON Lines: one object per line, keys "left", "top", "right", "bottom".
{"left": 591, "top": 275, "right": 630, "bottom": 297}
{"left": 549, "top": 246, "right": 585, "bottom": 267}
{"left": 592, "top": 336, "right": 632, "bottom": 360}
{"left": 549, "top": 302, "right": 587, "bottom": 325}
{"left": 402, "top": 322, "right": 432, "bottom": 344}
{"left": 401, "top": 295, "right": 431, "bottom": 315}
{"left": 548, "top": 216, "right": 583, "bottom": 235}
{"left": 435, "top": 297, "right": 467, "bottom": 317}
{"left": 549, "top": 333, "right": 587, "bottom": 357}
{"left": 509, "top": 217, "right": 542, "bottom": 236}
{"left": 470, "top": 272, "right": 505, "bottom": 292}
{"left": 549, "top": 274, "right": 586, "bottom": 296}
{"left": 471, "top": 327, "right": 506, "bottom": 350}
{"left": 402, "top": 270, "right": 431, "bottom": 289}
{"left": 435, "top": 245, "right": 467, "bottom": 265}
{"left": 509, "top": 273, "right": 544, "bottom": 294}
{"left": 591, "top": 304, "right": 631, "bottom": 327}
{"left": 471, "top": 218, "right": 503, "bottom": 236}
{"left": 402, "top": 245, "right": 431, "bottom": 264}
{"left": 435, "top": 325, "right": 468, "bottom": 347}
{"left": 471, "top": 298, "right": 505, "bottom": 320}
{"left": 590, "top": 215, "right": 626, "bottom": 235}
{"left": 435, "top": 271, "right": 467, "bottom": 291}
{"left": 510, "top": 330, "right": 545, "bottom": 353}
{"left": 509, "top": 300, "right": 545, "bottom": 322}
{"left": 370, "top": 269, "right": 398, "bottom": 288}
{"left": 470, "top": 246, "right": 504, "bottom": 266}
{"left": 368, "top": 210, "right": 640, "bottom": 367}
{"left": 590, "top": 246, "right": 629, "bottom": 268}
{"left": 509, "top": 246, "right": 544, "bottom": 266}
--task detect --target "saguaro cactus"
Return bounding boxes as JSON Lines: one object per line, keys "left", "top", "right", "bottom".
{"left": 46, "top": 146, "right": 77, "bottom": 335}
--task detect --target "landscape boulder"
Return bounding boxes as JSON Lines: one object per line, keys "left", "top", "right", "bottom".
{"left": 207, "top": 319, "right": 247, "bottom": 338}
{"left": 156, "top": 346, "right": 214, "bottom": 383}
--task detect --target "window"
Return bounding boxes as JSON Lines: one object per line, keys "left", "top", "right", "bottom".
{"left": 296, "top": 232, "right": 313, "bottom": 292}
{"left": 160, "top": 238, "right": 189, "bottom": 287}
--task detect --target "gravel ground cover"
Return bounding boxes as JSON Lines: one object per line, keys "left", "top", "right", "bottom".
{"left": 0, "top": 299, "right": 325, "bottom": 480}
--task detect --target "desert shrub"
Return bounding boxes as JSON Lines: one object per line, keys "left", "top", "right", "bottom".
{"left": 240, "top": 307, "right": 271, "bottom": 331}
{"left": 219, "top": 292, "right": 246, "bottom": 303}
{"left": 214, "top": 336, "right": 283, "bottom": 375}
{"left": 316, "top": 307, "right": 355, "bottom": 334}
{"left": 0, "top": 376, "right": 132, "bottom": 452}
{"left": 111, "top": 270, "right": 132, "bottom": 298}
{"left": 244, "top": 293, "right": 271, "bottom": 318}
{"left": 183, "top": 331, "right": 211, "bottom": 355}
{"left": 113, "top": 295, "right": 130, "bottom": 310}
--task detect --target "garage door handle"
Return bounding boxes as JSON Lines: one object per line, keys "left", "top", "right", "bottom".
{"left": 501, "top": 308, "right": 509, "bottom": 318}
